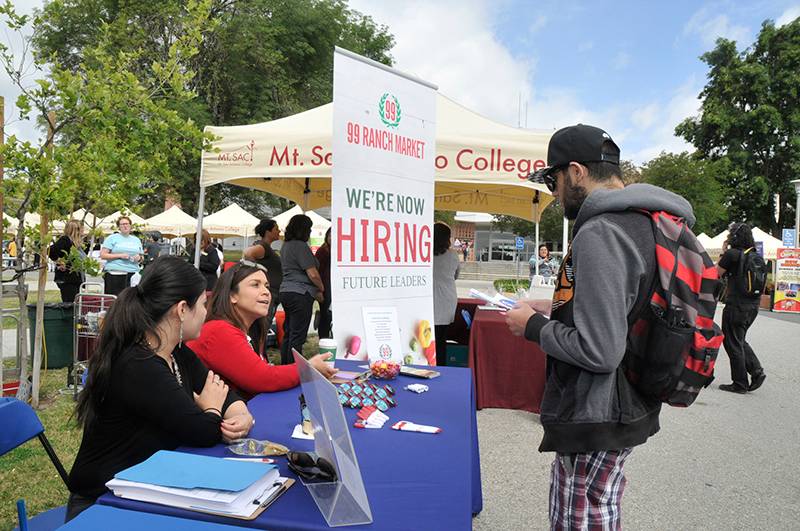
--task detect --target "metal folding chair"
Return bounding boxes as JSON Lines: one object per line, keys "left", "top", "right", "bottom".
{"left": 1, "top": 397, "right": 70, "bottom": 530}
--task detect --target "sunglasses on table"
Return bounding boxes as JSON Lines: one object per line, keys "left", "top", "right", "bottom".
{"left": 287, "top": 451, "right": 337, "bottom": 483}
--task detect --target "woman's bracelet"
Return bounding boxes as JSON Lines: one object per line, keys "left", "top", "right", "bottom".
{"left": 203, "top": 407, "right": 222, "bottom": 416}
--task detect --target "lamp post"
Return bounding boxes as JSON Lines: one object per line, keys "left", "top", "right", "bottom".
{"left": 793, "top": 179, "right": 800, "bottom": 248}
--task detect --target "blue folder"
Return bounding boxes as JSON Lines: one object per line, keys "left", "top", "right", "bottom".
{"left": 115, "top": 450, "right": 274, "bottom": 492}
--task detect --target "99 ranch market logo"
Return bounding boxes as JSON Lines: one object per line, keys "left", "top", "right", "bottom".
{"left": 379, "top": 93, "right": 401, "bottom": 128}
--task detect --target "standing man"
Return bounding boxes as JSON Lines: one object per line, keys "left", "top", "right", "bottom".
{"left": 716, "top": 222, "right": 766, "bottom": 393}
{"left": 505, "top": 124, "right": 695, "bottom": 529}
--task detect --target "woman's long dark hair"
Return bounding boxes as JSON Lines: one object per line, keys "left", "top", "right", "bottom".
{"left": 433, "top": 222, "right": 451, "bottom": 256}
{"left": 727, "top": 223, "right": 756, "bottom": 250}
{"left": 76, "top": 256, "right": 205, "bottom": 427}
{"left": 284, "top": 214, "right": 312, "bottom": 242}
{"left": 207, "top": 263, "right": 269, "bottom": 354}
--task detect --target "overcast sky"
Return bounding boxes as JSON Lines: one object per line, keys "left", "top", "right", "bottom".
{"left": 4, "top": 0, "right": 800, "bottom": 164}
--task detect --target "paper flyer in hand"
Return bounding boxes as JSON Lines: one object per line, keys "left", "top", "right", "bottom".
{"left": 468, "top": 288, "right": 517, "bottom": 310}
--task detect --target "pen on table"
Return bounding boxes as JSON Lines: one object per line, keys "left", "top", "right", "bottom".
{"left": 223, "top": 457, "right": 275, "bottom": 463}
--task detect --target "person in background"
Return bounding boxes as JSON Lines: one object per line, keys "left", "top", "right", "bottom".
{"left": 462, "top": 241, "right": 469, "bottom": 262}
{"left": 100, "top": 216, "right": 143, "bottom": 296}
{"left": 213, "top": 239, "right": 224, "bottom": 277}
{"left": 187, "top": 261, "right": 336, "bottom": 400}
{"left": 530, "top": 244, "right": 558, "bottom": 282}
{"left": 279, "top": 214, "right": 324, "bottom": 364}
{"left": 65, "top": 257, "right": 253, "bottom": 521}
{"left": 716, "top": 222, "right": 766, "bottom": 393}
{"left": 7, "top": 238, "right": 17, "bottom": 258}
{"left": 244, "top": 219, "right": 283, "bottom": 337}
{"left": 314, "top": 227, "right": 333, "bottom": 339}
{"left": 143, "top": 234, "right": 161, "bottom": 267}
{"left": 433, "top": 222, "right": 460, "bottom": 366}
{"left": 49, "top": 220, "right": 86, "bottom": 303}
{"left": 197, "top": 229, "right": 221, "bottom": 295}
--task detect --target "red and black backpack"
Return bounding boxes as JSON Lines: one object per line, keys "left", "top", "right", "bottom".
{"left": 624, "top": 211, "right": 724, "bottom": 407}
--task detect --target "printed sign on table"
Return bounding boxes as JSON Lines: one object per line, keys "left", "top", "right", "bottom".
{"left": 331, "top": 48, "right": 438, "bottom": 365}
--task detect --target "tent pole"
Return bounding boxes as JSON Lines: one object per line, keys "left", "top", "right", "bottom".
{"left": 194, "top": 186, "right": 206, "bottom": 268}
{"left": 562, "top": 216, "right": 569, "bottom": 256}
{"left": 303, "top": 178, "right": 310, "bottom": 211}
{"left": 533, "top": 195, "right": 540, "bottom": 277}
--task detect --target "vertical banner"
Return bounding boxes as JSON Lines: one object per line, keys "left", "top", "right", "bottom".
{"left": 331, "top": 48, "right": 438, "bottom": 365}
{"left": 773, "top": 247, "right": 800, "bottom": 313}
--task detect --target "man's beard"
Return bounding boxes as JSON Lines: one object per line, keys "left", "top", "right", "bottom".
{"left": 562, "top": 174, "right": 587, "bottom": 220}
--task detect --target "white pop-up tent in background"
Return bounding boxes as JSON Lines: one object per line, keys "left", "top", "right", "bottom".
{"left": 145, "top": 205, "right": 197, "bottom": 237}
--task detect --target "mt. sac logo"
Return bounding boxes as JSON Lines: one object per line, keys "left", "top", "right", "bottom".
{"left": 216, "top": 140, "right": 255, "bottom": 166}
{"left": 379, "top": 93, "right": 401, "bottom": 129}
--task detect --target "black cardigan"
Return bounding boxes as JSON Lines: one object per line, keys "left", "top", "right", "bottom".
{"left": 48, "top": 235, "right": 84, "bottom": 285}
{"left": 67, "top": 344, "right": 241, "bottom": 499}
{"left": 198, "top": 244, "right": 221, "bottom": 291}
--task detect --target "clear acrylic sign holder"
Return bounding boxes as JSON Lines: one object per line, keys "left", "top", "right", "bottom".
{"left": 293, "top": 349, "right": 372, "bottom": 526}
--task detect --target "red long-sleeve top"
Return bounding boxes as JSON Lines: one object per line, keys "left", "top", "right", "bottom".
{"left": 187, "top": 320, "right": 300, "bottom": 399}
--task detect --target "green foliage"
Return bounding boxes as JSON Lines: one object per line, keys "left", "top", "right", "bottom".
{"left": 62, "top": 246, "right": 103, "bottom": 277}
{"left": 676, "top": 19, "right": 800, "bottom": 233}
{"left": 434, "top": 210, "right": 456, "bottom": 225}
{"left": 640, "top": 152, "right": 728, "bottom": 235}
{"left": 32, "top": 0, "right": 396, "bottom": 214}
{"left": 493, "top": 278, "right": 531, "bottom": 293}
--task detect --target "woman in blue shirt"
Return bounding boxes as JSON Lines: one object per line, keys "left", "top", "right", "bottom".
{"left": 101, "top": 216, "right": 144, "bottom": 295}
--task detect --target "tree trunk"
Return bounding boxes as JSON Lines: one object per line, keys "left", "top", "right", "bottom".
{"left": 30, "top": 211, "right": 50, "bottom": 408}
{"left": 30, "top": 111, "right": 57, "bottom": 408}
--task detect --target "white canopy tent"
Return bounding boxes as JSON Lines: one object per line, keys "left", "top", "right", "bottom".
{"left": 194, "top": 92, "right": 556, "bottom": 265}
{"left": 70, "top": 209, "right": 99, "bottom": 229}
{"left": 3, "top": 214, "right": 19, "bottom": 234}
{"left": 203, "top": 203, "right": 260, "bottom": 238}
{"left": 272, "top": 205, "right": 331, "bottom": 240}
{"left": 696, "top": 232, "right": 713, "bottom": 249}
{"left": 752, "top": 227, "right": 783, "bottom": 260}
{"left": 708, "top": 227, "right": 783, "bottom": 260}
{"left": 145, "top": 205, "right": 197, "bottom": 237}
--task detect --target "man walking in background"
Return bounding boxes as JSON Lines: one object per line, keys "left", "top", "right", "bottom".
{"left": 505, "top": 124, "right": 696, "bottom": 529}
{"left": 716, "top": 222, "right": 766, "bottom": 394}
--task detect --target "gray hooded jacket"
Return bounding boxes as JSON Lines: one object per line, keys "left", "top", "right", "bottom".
{"left": 525, "top": 184, "right": 695, "bottom": 453}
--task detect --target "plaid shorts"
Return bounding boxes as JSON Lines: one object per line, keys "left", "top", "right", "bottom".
{"left": 549, "top": 448, "right": 633, "bottom": 531}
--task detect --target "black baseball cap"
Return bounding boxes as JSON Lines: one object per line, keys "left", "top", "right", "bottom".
{"left": 528, "top": 124, "right": 620, "bottom": 185}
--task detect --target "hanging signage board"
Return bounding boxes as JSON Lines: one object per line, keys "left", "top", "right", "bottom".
{"left": 330, "top": 48, "right": 438, "bottom": 364}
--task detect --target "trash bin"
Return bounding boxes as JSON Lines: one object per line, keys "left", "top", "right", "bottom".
{"left": 27, "top": 303, "right": 74, "bottom": 369}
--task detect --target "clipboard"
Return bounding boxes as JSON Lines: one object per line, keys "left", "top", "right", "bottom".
{"left": 183, "top": 477, "right": 295, "bottom": 521}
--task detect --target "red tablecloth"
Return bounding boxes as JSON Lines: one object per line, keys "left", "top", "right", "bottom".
{"left": 468, "top": 307, "right": 546, "bottom": 413}
{"left": 448, "top": 297, "right": 483, "bottom": 345}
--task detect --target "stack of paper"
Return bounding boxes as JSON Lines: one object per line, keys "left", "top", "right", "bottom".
{"left": 106, "top": 451, "right": 290, "bottom": 520}
{"left": 468, "top": 288, "right": 517, "bottom": 310}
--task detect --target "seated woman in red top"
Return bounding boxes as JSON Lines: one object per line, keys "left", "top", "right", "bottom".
{"left": 188, "top": 261, "right": 337, "bottom": 399}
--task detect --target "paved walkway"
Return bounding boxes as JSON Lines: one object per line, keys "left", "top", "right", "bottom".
{"left": 472, "top": 305, "right": 800, "bottom": 530}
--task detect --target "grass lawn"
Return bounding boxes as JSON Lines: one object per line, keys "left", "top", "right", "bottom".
{"left": 0, "top": 334, "right": 322, "bottom": 530}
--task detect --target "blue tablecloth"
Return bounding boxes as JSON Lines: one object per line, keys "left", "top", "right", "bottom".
{"left": 98, "top": 361, "right": 482, "bottom": 530}
{"left": 60, "top": 505, "right": 246, "bottom": 530}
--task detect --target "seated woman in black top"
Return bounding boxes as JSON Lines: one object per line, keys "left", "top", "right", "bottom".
{"left": 65, "top": 256, "right": 254, "bottom": 522}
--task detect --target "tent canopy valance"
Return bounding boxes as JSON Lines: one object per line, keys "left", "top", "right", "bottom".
{"left": 199, "top": 93, "right": 554, "bottom": 222}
